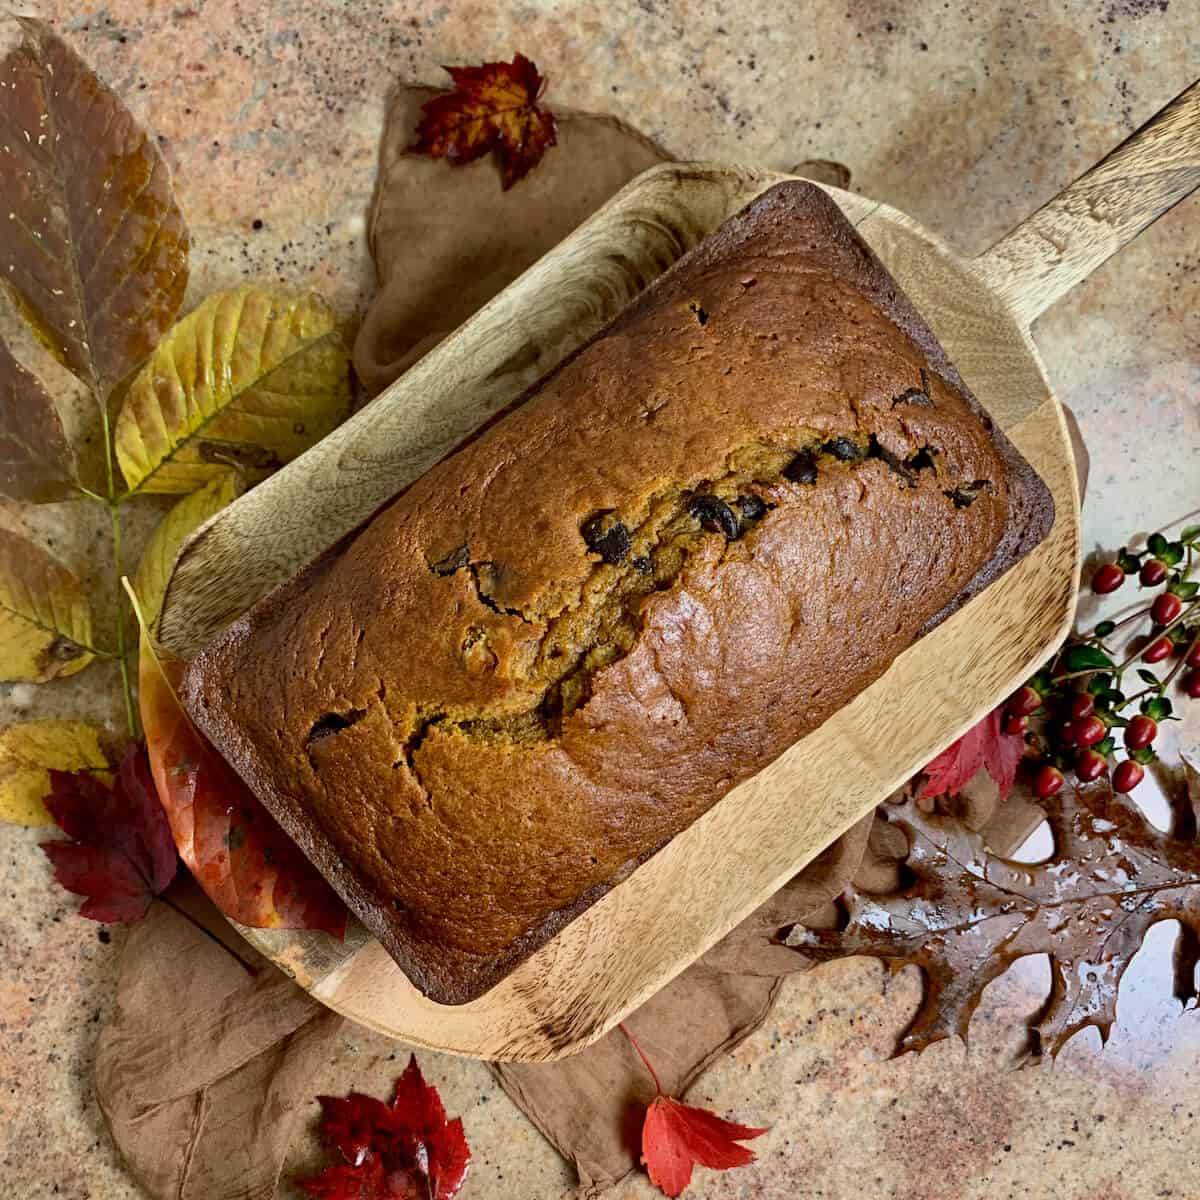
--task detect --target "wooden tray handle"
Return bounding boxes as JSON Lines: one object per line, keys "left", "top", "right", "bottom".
{"left": 976, "top": 78, "right": 1200, "bottom": 328}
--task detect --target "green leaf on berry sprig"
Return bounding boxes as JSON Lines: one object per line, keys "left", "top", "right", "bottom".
{"left": 1115, "top": 548, "right": 1141, "bottom": 575}
{"left": 791, "top": 777, "right": 1200, "bottom": 1060}
{"left": 1062, "top": 644, "right": 1115, "bottom": 672}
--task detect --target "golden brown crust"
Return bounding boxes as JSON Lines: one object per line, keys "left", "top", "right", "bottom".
{"left": 183, "top": 182, "right": 1053, "bottom": 1004}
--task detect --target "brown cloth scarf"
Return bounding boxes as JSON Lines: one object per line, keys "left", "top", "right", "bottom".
{"left": 95, "top": 86, "right": 1090, "bottom": 1200}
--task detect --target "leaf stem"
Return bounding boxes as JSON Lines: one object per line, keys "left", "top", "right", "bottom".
{"left": 157, "top": 891, "right": 259, "bottom": 976}
{"left": 619, "top": 1021, "right": 663, "bottom": 1095}
{"left": 1054, "top": 598, "right": 1199, "bottom": 686}
{"left": 96, "top": 398, "right": 137, "bottom": 738}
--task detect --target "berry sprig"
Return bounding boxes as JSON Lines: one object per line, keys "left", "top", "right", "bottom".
{"left": 1005, "top": 524, "right": 1200, "bottom": 797}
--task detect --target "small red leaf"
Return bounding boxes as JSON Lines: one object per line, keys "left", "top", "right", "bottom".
{"left": 300, "top": 1056, "right": 470, "bottom": 1200}
{"left": 40, "top": 744, "right": 178, "bottom": 923}
{"left": 921, "top": 707, "right": 1024, "bottom": 800}
{"left": 299, "top": 1157, "right": 388, "bottom": 1199}
{"left": 641, "top": 1095, "right": 767, "bottom": 1197}
{"left": 410, "top": 53, "right": 557, "bottom": 189}
{"left": 316, "top": 1093, "right": 396, "bottom": 1167}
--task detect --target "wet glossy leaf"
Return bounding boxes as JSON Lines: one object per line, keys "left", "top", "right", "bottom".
{"left": 0, "top": 719, "right": 109, "bottom": 825}
{"left": 0, "top": 335, "right": 76, "bottom": 502}
{"left": 0, "top": 17, "right": 188, "bottom": 400}
{"left": 300, "top": 1056, "right": 470, "bottom": 1200}
{"left": 795, "top": 781, "right": 1200, "bottom": 1059}
{"left": 0, "top": 528, "right": 96, "bottom": 681}
{"left": 115, "top": 286, "right": 351, "bottom": 494}
{"left": 133, "top": 471, "right": 243, "bottom": 632}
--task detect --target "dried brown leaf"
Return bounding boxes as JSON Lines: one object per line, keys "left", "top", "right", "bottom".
{"left": 793, "top": 782, "right": 1200, "bottom": 1060}
{"left": 0, "top": 334, "right": 75, "bottom": 502}
{"left": 0, "top": 17, "right": 188, "bottom": 401}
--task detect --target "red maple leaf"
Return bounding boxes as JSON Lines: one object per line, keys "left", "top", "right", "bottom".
{"left": 40, "top": 744, "right": 178, "bottom": 922}
{"left": 641, "top": 1096, "right": 768, "bottom": 1198}
{"left": 299, "top": 1056, "right": 470, "bottom": 1200}
{"left": 410, "top": 53, "right": 557, "bottom": 189}
{"left": 920, "top": 706, "right": 1025, "bottom": 800}
{"left": 621, "top": 1023, "right": 766, "bottom": 1197}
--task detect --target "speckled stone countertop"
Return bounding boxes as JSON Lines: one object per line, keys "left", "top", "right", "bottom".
{"left": 3, "top": 2, "right": 1200, "bottom": 1198}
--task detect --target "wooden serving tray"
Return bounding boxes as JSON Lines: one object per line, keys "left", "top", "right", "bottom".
{"left": 158, "top": 81, "right": 1200, "bottom": 1061}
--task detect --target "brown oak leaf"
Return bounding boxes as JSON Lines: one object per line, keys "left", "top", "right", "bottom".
{"left": 789, "top": 776, "right": 1200, "bottom": 1060}
{"left": 410, "top": 54, "right": 557, "bottom": 189}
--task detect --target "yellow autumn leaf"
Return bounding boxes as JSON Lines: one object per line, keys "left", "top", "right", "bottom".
{"left": 132, "top": 470, "right": 244, "bottom": 632}
{"left": 0, "top": 528, "right": 96, "bottom": 682}
{"left": 0, "top": 719, "right": 110, "bottom": 825}
{"left": 114, "top": 285, "right": 351, "bottom": 495}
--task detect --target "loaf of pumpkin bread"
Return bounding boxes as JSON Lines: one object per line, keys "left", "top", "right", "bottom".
{"left": 183, "top": 182, "right": 1053, "bottom": 1004}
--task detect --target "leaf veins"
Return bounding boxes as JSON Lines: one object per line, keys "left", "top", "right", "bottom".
{"left": 790, "top": 778, "right": 1200, "bottom": 1061}
{"left": 0, "top": 17, "right": 189, "bottom": 402}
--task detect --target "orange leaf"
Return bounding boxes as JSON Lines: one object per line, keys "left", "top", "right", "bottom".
{"left": 641, "top": 1095, "right": 767, "bottom": 1197}
{"left": 139, "top": 646, "right": 346, "bottom": 936}
{"left": 410, "top": 54, "right": 557, "bottom": 189}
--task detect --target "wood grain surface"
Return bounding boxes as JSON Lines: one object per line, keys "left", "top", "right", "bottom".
{"left": 156, "top": 79, "right": 1200, "bottom": 1059}
{"left": 976, "top": 78, "right": 1200, "bottom": 327}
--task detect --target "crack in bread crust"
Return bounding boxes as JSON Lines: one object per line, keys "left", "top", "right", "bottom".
{"left": 332, "top": 429, "right": 974, "bottom": 762}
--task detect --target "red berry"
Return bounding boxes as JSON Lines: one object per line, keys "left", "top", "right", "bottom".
{"left": 1151, "top": 592, "right": 1183, "bottom": 626}
{"left": 1073, "top": 715, "right": 1106, "bottom": 748}
{"left": 1033, "top": 765, "right": 1065, "bottom": 798}
{"left": 1058, "top": 721, "right": 1078, "bottom": 748}
{"left": 1142, "top": 636, "right": 1172, "bottom": 664}
{"left": 1075, "top": 749, "right": 1109, "bottom": 783}
{"left": 1113, "top": 760, "right": 1145, "bottom": 794}
{"left": 1068, "top": 692, "right": 1094, "bottom": 721}
{"left": 1008, "top": 686, "right": 1043, "bottom": 717}
{"left": 1003, "top": 713, "right": 1027, "bottom": 735}
{"left": 1186, "top": 640, "right": 1200, "bottom": 670}
{"left": 1124, "top": 714, "right": 1157, "bottom": 750}
{"left": 1139, "top": 558, "right": 1168, "bottom": 587}
{"left": 1184, "top": 670, "right": 1200, "bottom": 700}
{"left": 1091, "top": 563, "right": 1125, "bottom": 594}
